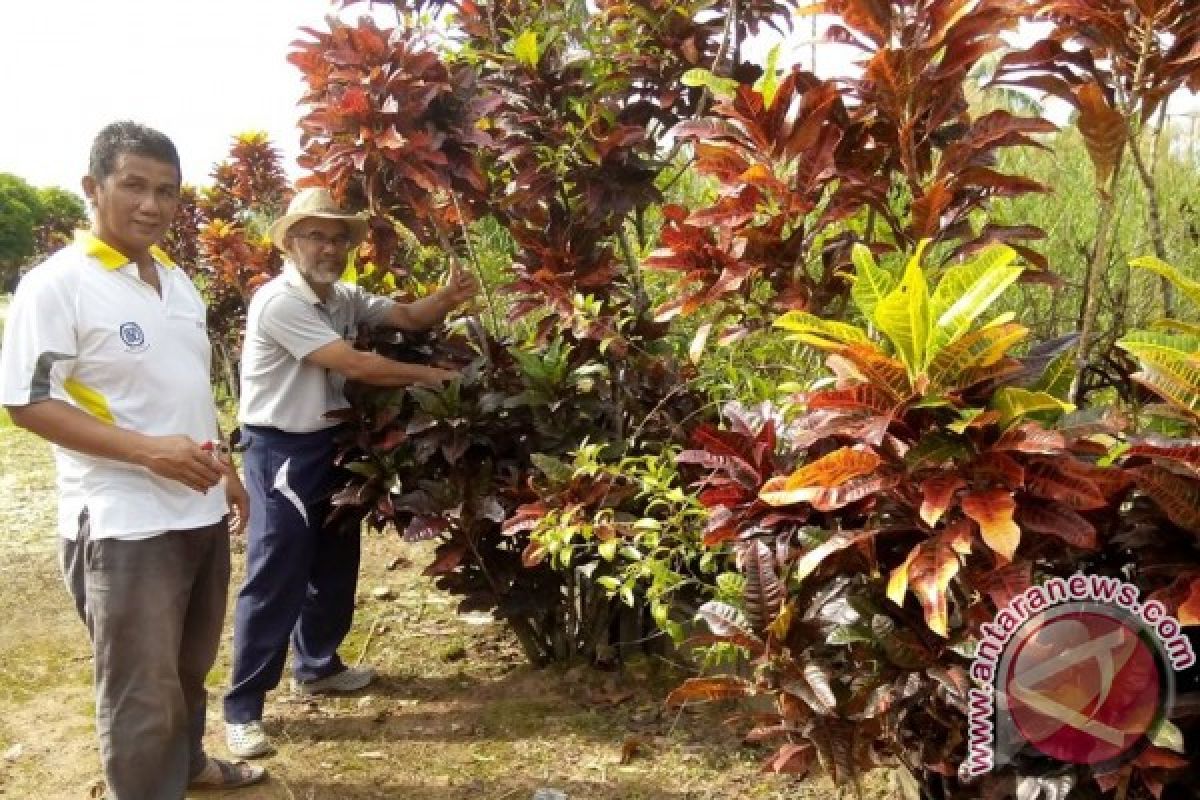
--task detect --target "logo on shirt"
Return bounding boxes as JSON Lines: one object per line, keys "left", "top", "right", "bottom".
{"left": 119, "top": 322, "right": 148, "bottom": 352}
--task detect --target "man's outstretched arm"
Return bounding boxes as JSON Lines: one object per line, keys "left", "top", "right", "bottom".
{"left": 304, "top": 339, "right": 460, "bottom": 387}
{"left": 386, "top": 264, "right": 480, "bottom": 331}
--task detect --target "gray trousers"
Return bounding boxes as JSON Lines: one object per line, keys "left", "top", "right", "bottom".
{"left": 60, "top": 512, "right": 231, "bottom": 800}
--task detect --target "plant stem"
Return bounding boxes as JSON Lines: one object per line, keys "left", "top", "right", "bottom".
{"left": 449, "top": 192, "right": 503, "bottom": 331}
{"left": 463, "top": 523, "right": 548, "bottom": 664}
{"left": 565, "top": 564, "right": 579, "bottom": 660}
{"left": 658, "top": 2, "right": 739, "bottom": 168}
{"left": 1073, "top": 30, "right": 1154, "bottom": 404}
{"left": 1128, "top": 107, "right": 1175, "bottom": 317}
{"left": 214, "top": 338, "right": 240, "bottom": 405}
{"left": 427, "top": 209, "right": 496, "bottom": 369}
{"left": 618, "top": 223, "right": 647, "bottom": 318}
{"left": 1070, "top": 171, "right": 1120, "bottom": 405}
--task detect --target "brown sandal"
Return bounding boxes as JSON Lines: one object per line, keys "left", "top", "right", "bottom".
{"left": 188, "top": 757, "right": 267, "bottom": 790}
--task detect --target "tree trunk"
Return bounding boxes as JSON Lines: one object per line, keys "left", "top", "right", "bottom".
{"left": 509, "top": 616, "right": 549, "bottom": 666}
{"left": 1071, "top": 170, "right": 1121, "bottom": 405}
{"left": 617, "top": 604, "right": 642, "bottom": 662}
{"left": 1128, "top": 103, "right": 1175, "bottom": 317}
{"left": 214, "top": 338, "right": 239, "bottom": 405}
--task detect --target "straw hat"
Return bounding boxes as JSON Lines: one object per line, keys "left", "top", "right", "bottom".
{"left": 268, "top": 187, "right": 369, "bottom": 251}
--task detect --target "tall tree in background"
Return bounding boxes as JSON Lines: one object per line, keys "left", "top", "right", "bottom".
{"left": 31, "top": 187, "right": 87, "bottom": 263}
{"left": 0, "top": 174, "right": 87, "bottom": 291}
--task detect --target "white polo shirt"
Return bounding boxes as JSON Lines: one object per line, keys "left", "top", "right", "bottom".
{"left": 0, "top": 232, "right": 228, "bottom": 540}
{"left": 239, "top": 263, "right": 394, "bottom": 433}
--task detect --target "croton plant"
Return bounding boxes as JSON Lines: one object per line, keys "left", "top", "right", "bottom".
{"left": 667, "top": 244, "right": 1199, "bottom": 797}
{"left": 163, "top": 132, "right": 291, "bottom": 397}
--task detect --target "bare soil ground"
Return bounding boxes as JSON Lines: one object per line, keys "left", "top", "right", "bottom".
{"left": 0, "top": 413, "right": 892, "bottom": 800}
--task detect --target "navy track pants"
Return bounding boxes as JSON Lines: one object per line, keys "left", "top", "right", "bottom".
{"left": 223, "top": 425, "right": 361, "bottom": 724}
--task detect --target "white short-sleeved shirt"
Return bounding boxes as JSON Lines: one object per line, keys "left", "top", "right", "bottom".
{"left": 0, "top": 232, "right": 227, "bottom": 540}
{"left": 239, "top": 263, "right": 394, "bottom": 433}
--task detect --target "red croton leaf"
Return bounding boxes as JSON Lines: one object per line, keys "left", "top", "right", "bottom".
{"left": 743, "top": 723, "right": 791, "bottom": 743}
{"left": 422, "top": 542, "right": 468, "bottom": 576}
{"left": 794, "top": 529, "right": 880, "bottom": 582}
{"left": 971, "top": 451, "right": 1025, "bottom": 489}
{"left": 962, "top": 489, "right": 1021, "bottom": 562}
{"left": 1076, "top": 81, "right": 1127, "bottom": 188}
{"left": 764, "top": 743, "right": 815, "bottom": 776}
{"left": 1125, "top": 436, "right": 1200, "bottom": 468}
{"left": 1025, "top": 460, "right": 1109, "bottom": 510}
{"left": 759, "top": 447, "right": 882, "bottom": 507}
{"left": 666, "top": 676, "right": 754, "bottom": 707}
{"left": 1134, "top": 465, "right": 1200, "bottom": 532}
{"left": 911, "top": 179, "right": 952, "bottom": 239}
{"left": 993, "top": 422, "right": 1066, "bottom": 454}
{"left": 521, "top": 540, "right": 546, "bottom": 568}
{"left": 403, "top": 514, "right": 449, "bottom": 542}
{"left": 696, "top": 600, "right": 757, "bottom": 640}
{"left": 697, "top": 484, "right": 750, "bottom": 509}
{"left": 1149, "top": 573, "right": 1200, "bottom": 627}
{"left": 919, "top": 473, "right": 965, "bottom": 528}
{"left": 1015, "top": 498, "right": 1098, "bottom": 550}
{"left": 686, "top": 423, "right": 773, "bottom": 485}
{"left": 974, "top": 561, "right": 1033, "bottom": 612}
{"left": 1093, "top": 771, "right": 1120, "bottom": 794}
{"left": 1133, "top": 745, "right": 1190, "bottom": 770}
{"left": 740, "top": 540, "right": 786, "bottom": 630}
{"left": 805, "top": 384, "right": 900, "bottom": 415}
{"left": 501, "top": 502, "right": 546, "bottom": 535}
{"left": 1180, "top": 580, "right": 1200, "bottom": 627}
{"left": 888, "top": 520, "right": 974, "bottom": 637}
{"left": 833, "top": 344, "right": 910, "bottom": 401}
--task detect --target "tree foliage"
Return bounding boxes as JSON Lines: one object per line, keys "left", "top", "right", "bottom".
{"left": 163, "top": 132, "right": 291, "bottom": 397}
{"left": 0, "top": 176, "right": 88, "bottom": 290}
{"left": 0, "top": 173, "right": 43, "bottom": 279}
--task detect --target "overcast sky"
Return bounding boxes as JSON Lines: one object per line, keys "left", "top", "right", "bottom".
{"left": 0, "top": 1, "right": 360, "bottom": 193}
{"left": 1, "top": 2, "right": 1196, "bottom": 197}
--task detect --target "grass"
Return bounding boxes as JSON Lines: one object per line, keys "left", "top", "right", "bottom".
{"left": 2, "top": 295, "right": 11, "bottom": 427}
{"left": 0, "top": 421, "right": 890, "bottom": 800}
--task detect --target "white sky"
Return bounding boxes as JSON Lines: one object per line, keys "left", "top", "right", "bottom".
{"left": 0, "top": 1, "right": 380, "bottom": 193}
{"left": 1, "top": 2, "right": 1196, "bottom": 197}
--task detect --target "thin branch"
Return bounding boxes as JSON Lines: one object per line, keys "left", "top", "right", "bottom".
{"left": 449, "top": 192, "right": 503, "bottom": 331}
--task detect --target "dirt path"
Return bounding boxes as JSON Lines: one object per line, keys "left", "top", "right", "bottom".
{"left": 0, "top": 419, "right": 875, "bottom": 800}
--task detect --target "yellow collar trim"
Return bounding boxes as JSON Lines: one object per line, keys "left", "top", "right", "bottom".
{"left": 76, "top": 230, "right": 177, "bottom": 270}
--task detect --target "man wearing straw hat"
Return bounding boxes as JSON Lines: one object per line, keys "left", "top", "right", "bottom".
{"left": 223, "top": 187, "right": 478, "bottom": 758}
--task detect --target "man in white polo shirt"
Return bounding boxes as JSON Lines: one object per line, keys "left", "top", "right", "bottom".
{"left": 0, "top": 122, "right": 266, "bottom": 797}
{"left": 223, "top": 187, "right": 478, "bottom": 758}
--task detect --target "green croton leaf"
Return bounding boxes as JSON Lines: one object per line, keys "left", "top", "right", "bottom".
{"left": 990, "top": 387, "right": 1075, "bottom": 426}
{"left": 850, "top": 242, "right": 896, "bottom": 321}
{"left": 1117, "top": 330, "right": 1200, "bottom": 417}
{"left": 1131, "top": 255, "right": 1200, "bottom": 307}
{"left": 513, "top": 30, "right": 539, "bottom": 68}
{"left": 774, "top": 311, "right": 872, "bottom": 350}
{"left": 873, "top": 247, "right": 931, "bottom": 381}
{"left": 929, "top": 244, "right": 1022, "bottom": 354}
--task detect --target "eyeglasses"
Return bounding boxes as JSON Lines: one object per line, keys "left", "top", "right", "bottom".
{"left": 291, "top": 230, "right": 353, "bottom": 249}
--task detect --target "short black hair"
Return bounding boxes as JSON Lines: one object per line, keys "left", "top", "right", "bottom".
{"left": 88, "top": 121, "right": 181, "bottom": 183}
